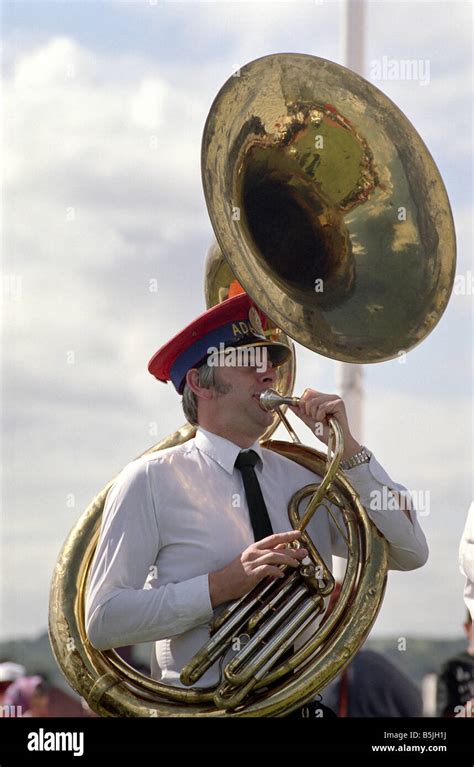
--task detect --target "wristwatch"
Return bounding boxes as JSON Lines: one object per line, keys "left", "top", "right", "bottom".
{"left": 340, "top": 445, "right": 372, "bottom": 470}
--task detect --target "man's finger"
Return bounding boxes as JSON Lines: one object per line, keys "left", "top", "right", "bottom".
{"left": 256, "top": 530, "right": 301, "bottom": 549}
{"left": 254, "top": 565, "right": 285, "bottom": 580}
{"left": 257, "top": 548, "right": 308, "bottom": 565}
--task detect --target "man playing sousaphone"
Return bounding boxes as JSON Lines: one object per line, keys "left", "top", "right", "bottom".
{"left": 85, "top": 291, "right": 429, "bottom": 717}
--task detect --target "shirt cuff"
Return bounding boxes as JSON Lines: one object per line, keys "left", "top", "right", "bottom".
{"left": 340, "top": 450, "right": 429, "bottom": 570}
{"left": 175, "top": 572, "right": 214, "bottom": 628}
{"left": 341, "top": 451, "right": 416, "bottom": 527}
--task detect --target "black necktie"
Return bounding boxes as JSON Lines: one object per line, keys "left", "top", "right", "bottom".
{"left": 234, "top": 449, "right": 273, "bottom": 541}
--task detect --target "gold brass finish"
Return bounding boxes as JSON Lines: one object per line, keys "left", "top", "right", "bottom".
{"left": 48, "top": 51, "right": 455, "bottom": 717}
{"left": 202, "top": 53, "right": 456, "bottom": 363}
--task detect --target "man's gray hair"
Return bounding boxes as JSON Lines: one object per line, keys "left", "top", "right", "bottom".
{"left": 182, "top": 362, "right": 216, "bottom": 425}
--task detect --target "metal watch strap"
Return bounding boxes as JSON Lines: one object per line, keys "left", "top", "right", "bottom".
{"left": 340, "top": 446, "right": 372, "bottom": 470}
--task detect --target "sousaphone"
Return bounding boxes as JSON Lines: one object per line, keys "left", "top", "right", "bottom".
{"left": 48, "top": 53, "right": 456, "bottom": 716}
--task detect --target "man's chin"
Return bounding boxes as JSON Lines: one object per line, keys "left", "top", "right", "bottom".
{"left": 254, "top": 407, "right": 274, "bottom": 429}
{"left": 246, "top": 397, "right": 274, "bottom": 431}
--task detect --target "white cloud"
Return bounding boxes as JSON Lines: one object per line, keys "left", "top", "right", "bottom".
{"left": 130, "top": 77, "right": 168, "bottom": 130}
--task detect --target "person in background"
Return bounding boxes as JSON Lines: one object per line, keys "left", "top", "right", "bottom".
{"left": 436, "top": 610, "right": 474, "bottom": 718}
{"left": 322, "top": 649, "right": 423, "bottom": 717}
{"left": 0, "top": 662, "right": 25, "bottom": 706}
{"left": 3, "top": 675, "right": 50, "bottom": 717}
{"left": 320, "top": 585, "right": 423, "bottom": 717}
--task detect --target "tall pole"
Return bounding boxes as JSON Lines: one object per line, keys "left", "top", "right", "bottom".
{"left": 342, "top": 0, "right": 365, "bottom": 75}
{"left": 337, "top": 0, "right": 366, "bottom": 443}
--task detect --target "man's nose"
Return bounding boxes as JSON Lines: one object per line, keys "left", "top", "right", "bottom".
{"left": 256, "top": 358, "right": 276, "bottom": 383}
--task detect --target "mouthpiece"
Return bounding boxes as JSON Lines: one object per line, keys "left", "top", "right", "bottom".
{"left": 259, "top": 389, "right": 301, "bottom": 412}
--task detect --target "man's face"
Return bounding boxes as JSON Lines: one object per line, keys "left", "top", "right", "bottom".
{"left": 209, "top": 350, "right": 277, "bottom": 437}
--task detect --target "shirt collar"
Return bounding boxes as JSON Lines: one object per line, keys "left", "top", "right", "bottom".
{"left": 195, "top": 426, "right": 264, "bottom": 475}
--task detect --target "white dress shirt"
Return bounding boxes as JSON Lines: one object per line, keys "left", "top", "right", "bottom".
{"left": 85, "top": 427, "right": 428, "bottom": 688}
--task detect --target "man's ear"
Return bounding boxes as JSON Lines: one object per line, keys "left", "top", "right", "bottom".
{"left": 185, "top": 368, "right": 213, "bottom": 400}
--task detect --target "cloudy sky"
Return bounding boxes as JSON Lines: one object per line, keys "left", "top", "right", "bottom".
{"left": 2, "top": 0, "right": 472, "bottom": 651}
